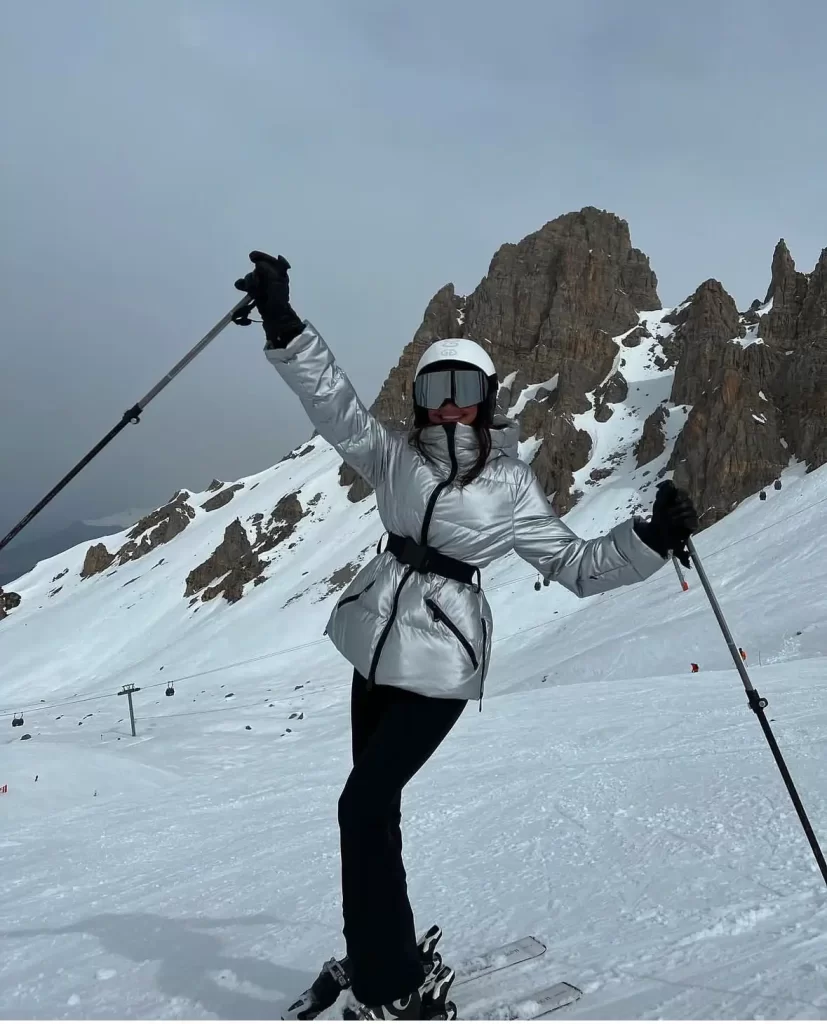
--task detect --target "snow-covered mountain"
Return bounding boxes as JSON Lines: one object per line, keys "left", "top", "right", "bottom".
{"left": 0, "top": 509, "right": 154, "bottom": 589}
{"left": 1, "top": 430, "right": 825, "bottom": 1018}
{"left": 1, "top": 209, "right": 826, "bottom": 1019}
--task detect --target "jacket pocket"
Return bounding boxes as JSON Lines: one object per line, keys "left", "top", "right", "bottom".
{"left": 336, "top": 579, "right": 376, "bottom": 610}
{"left": 425, "top": 598, "right": 478, "bottom": 671}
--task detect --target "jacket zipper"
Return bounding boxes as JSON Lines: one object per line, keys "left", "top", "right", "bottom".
{"left": 336, "top": 579, "right": 375, "bottom": 609}
{"left": 366, "top": 425, "right": 459, "bottom": 689}
{"left": 425, "top": 599, "right": 478, "bottom": 670}
{"left": 479, "top": 618, "right": 487, "bottom": 712}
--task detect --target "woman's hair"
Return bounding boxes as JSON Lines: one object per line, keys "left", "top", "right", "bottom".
{"left": 409, "top": 403, "right": 493, "bottom": 488}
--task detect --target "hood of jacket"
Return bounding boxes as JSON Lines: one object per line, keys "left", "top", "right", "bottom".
{"left": 414, "top": 416, "right": 520, "bottom": 469}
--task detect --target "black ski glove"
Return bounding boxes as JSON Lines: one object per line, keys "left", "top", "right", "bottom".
{"left": 634, "top": 480, "right": 699, "bottom": 567}
{"left": 234, "top": 251, "right": 306, "bottom": 348}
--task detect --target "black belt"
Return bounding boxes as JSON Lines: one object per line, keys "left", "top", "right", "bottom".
{"left": 386, "top": 532, "right": 479, "bottom": 588}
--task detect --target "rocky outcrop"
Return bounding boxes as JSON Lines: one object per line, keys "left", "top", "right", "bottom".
{"left": 184, "top": 493, "right": 310, "bottom": 605}
{"left": 761, "top": 240, "right": 810, "bottom": 344}
{"left": 279, "top": 443, "right": 317, "bottom": 463}
{"left": 593, "top": 371, "right": 628, "bottom": 422}
{"left": 253, "top": 492, "right": 307, "bottom": 555}
{"left": 761, "top": 243, "right": 827, "bottom": 469}
{"left": 0, "top": 588, "right": 21, "bottom": 620}
{"left": 669, "top": 368, "right": 788, "bottom": 524}
{"left": 636, "top": 406, "right": 669, "bottom": 467}
{"left": 344, "top": 207, "right": 660, "bottom": 502}
{"left": 62, "top": 213, "right": 827, "bottom": 614}
{"left": 124, "top": 494, "right": 195, "bottom": 548}
{"left": 201, "top": 484, "right": 244, "bottom": 513}
{"left": 78, "top": 493, "right": 196, "bottom": 580}
{"left": 185, "top": 520, "right": 265, "bottom": 604}
{"left": 667, "top": 281, "right": 744, "bottom": 402}
{"left": 657, "top": 278, "right": 787, "bottom": 521}
{"left": 519, "top": 406, "right": 592, "bottom": 515}
{"left": 338, "top": 462, "right": 374, "bottom": 502}
{"left": 80, "top": 543, "right": 116, "bottom": 579}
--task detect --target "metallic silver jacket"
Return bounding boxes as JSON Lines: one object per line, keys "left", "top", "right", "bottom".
{"left": 266, "top": 324, "right": 666, "bottom": 702}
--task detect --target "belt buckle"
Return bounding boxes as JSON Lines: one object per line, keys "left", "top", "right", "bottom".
{"left": 401, "top": 537, "right": 430, "bottom": 573}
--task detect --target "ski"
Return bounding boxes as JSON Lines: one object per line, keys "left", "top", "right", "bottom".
{"left": 499, "top": 981, "right": 582, "bottom": 1020}
{"left": 453, "top": 935, "right": 547, "bottom": 986}
{"left": 280, "top": 931, "right": 547, "bottom": 1020}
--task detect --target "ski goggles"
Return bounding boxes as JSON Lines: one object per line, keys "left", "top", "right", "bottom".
{"left": 413, "top": 368, "right": 488, "bottom": 409}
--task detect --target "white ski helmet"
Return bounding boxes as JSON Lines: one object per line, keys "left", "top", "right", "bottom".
{"left": 414, "top": 338, "right": 496, "bottom": 378}
{"left": 413, "top": 338, "right": 498, "bottom": 425}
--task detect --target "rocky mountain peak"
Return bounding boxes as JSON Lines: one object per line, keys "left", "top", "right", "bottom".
{"left": 14, "top": 209, "right": 822, "bottom": 618}
{"left": 363, "top": 207, "right": 662, "bottom": 512}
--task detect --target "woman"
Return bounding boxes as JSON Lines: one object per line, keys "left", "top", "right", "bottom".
{"left": 235, "top": 252, "right": 698, "bottom": 1020}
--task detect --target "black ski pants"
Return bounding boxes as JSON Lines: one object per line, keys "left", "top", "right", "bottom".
{"left": 338, "top": 670, "right": 466, "bottom": 1006}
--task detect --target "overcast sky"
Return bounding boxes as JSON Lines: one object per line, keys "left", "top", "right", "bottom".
{"left": 1, "top": 0, "right": 825, "bottom": 541}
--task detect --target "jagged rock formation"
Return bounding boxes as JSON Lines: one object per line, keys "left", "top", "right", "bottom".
{"left": 336, "top": 209, "right": 825, "bottom": 523}
{"left": 185, "top": 492, "right": 310, "bottom": 604}
{"left": 0, "top": 588, "right": 21, "bottom": 620}
{"left": 80, "top": 492, "right": 197, "bottom": 578}
{"left": 761, "top": 242, "right": 827, "bottom": 470}
{"left": 185, "top": 520, "right": 266, "bottom": 604}
{"left": 40, "top": 207, "right": 826, "bottom": 615}
{"left": 251, "top": 492, "right": 306, "bottom": 554}
{"left": 636, "top": 406, "right": 669, "bottom": 467}
{"left": 201, "top": 484, "right": 244, "bottom": 513}
{"left": 347, "top": 207, "right": 661, "bottom": 511}
{"left": 659, "top": 248, "right": 827, "bottom": 522}
{"left": 594, "top": 372, "right": 628, "bottom": 422}
{"left": 279, "top": 443, "right": 316, "bottom": 463}
{"left": 80, "top": 543, "right": 116, "bottom": 579}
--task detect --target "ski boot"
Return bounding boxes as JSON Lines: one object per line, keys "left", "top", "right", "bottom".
{"left": 282, "top": 955, "right": 349, "bottom": 1020}
{"left": 342, "top": 989, "right": 423, "bottom": 1020}
{"left": 342, "top": 960, "right": 457, "bottom": 1022}
{"left": 281, "top": 924, "right": 443, "bottom": 1020}
{"left": 421, "top": 961, "right": 457, "bottom": 1021}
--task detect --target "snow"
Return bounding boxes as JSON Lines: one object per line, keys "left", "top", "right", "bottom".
{"left": 2, "top": 356, "right": 827, "bottom": 1017}
{"left": 517, "top": 434, "right": 544, "bottom": 465}
{"left": 759, "top": 391, "right": 768, "bottom": 402}
{"left": 736, "top": 323, "right": 765, "bottom": 349}
{"left": 569, "top": 310, "right": 690, "bottom": 529}
{"left": 508, "top": 376, "right": 559, "bottom": 419}
{"left": 752, "top": 413, "right": 768, "bottom": 425}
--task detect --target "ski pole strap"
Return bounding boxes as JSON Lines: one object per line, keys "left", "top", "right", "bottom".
{"left": 386, "top": 533, "right": 478, "bottom": 587}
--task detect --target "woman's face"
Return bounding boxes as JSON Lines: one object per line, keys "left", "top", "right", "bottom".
{"left": 427, "top": 401, "right": 478, "bottom": 426}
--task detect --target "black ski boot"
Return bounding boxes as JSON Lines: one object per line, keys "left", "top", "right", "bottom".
{"left": 342, "top": 959, "right": 457, "bottom": 1022}
{"left": 342, "top": 988, "right": 423, "bottom": 1020}
{"left": 282, "top": 956, "right": 349, "bottom": 1020}
{"left": 421, "top": 962, "right": 457, "bottom": 1021}
{"left": 281, "top": 924, "right": 443, "bottom": 1020}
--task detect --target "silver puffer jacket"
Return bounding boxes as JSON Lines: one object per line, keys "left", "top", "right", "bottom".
{"left": 266, "top": 323, "right": 666, "bottom": 702}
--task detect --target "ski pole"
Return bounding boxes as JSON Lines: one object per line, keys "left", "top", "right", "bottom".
{"left": 687, "top": 536, "right": 827, "bottom": 889}
{"left": 672, "top": 555, "right": 689, "bottom": 591}
{"left": 0, "top": 295, "right": 256, "bottom": 556}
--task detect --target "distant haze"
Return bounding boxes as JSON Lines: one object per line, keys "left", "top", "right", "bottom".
{"left": 2, "top": 0, "right": 826, "bottom": 544}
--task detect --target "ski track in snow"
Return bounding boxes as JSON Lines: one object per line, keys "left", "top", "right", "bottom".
{"left": 1, "top": 309, "right": 827, "bottom": 1019}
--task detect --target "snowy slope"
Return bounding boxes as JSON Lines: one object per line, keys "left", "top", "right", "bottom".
{"left": 2, "top": 310, "right": 827, "bottom": 1019}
